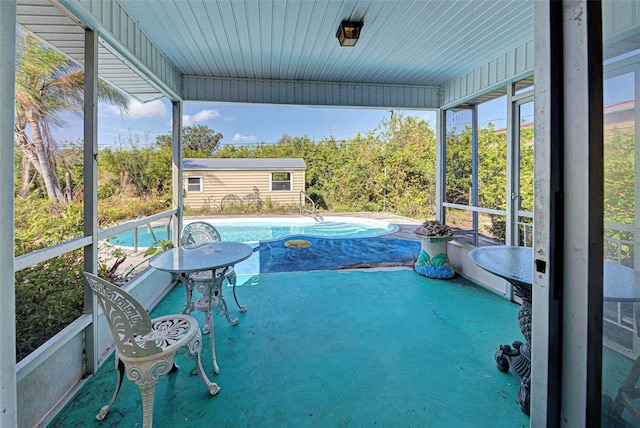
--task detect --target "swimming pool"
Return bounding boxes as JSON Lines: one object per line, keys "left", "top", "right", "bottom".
{"left": 108, "top": 216, "right": 398, "bottom": 248}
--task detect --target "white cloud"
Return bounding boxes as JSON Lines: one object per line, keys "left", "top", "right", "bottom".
{"left": 224, "top": 116, "right": 234, "bottom": 122}
{"left": 100, "top": 104, "right": 122, "bottom": 116}
{"left": 126, "top": 99, "right": 168, "bottom": 119}
{"left": 233, "top": 133, "right": 256, "bottom": 142}
{"left": 183, "top": 109, "right": 221, "bottom": 126}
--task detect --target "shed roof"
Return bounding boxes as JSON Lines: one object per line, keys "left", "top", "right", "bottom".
{"left": 183, "top": 158, "right": 306, "bottom": 171}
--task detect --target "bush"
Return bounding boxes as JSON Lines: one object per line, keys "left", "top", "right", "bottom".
{"left": 13, "top": 194, "right": 172, "bottom": 361}
{"left": 183, "top": 197, "right": 299, "bottom": 216}
{"left": 15, "top": 251, "right": 84, "bottom": 360}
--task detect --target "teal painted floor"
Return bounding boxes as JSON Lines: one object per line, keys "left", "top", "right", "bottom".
{"left": 50, "top": 269, "right": 538, "bottom": 427}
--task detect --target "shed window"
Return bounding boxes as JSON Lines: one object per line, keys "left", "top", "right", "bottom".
{"left": 187, "top": 177, "right": 203, "bottom": 192}
{"left": 271, "top": 172, "right": 292, "bottom": 191}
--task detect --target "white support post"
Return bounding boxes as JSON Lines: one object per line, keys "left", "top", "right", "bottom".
{"left": 532, "top": 0, "right": 603, "bottom": 425}
{"left": 0, "top": 1, "right": 17, "bottom": 425}
{"left": 531, "top": 2, "right": 560, "bottom": 422}
{"left": 506, "top": 83, "right": 517, "bottom": 247}
{"left": 435, "top": 109, "right": 444, "bottom": 221}
{"left": 560, "top": 1, "right": 604, "bottom": 423}
{"left": 172, "top": 101, "right": 183, "bottom": 245}
{"left": 83, "top": 28, "right": 99, "bottom": 374}
{"left": 471, "top": 106, "right": 479, "bottom": 240}
{"left": 634, "top": 64, "right": 640, "bottom": 282}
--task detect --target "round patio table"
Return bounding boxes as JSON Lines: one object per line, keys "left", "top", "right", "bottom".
{"left": 468, "top": 246, "right": 533, "bottom": 415}
{"left": 150, "top": 241, "right": 253, "bottom": 374}
{"left": 469, "top": 246, "right": 640, "bottom": 416}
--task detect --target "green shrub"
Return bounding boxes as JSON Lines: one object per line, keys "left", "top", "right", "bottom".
{"left": 15, "top": 251, "right": 84, "bottom": 361}
{"left": 14, "top": 194, "right": 173, "bottom": 361}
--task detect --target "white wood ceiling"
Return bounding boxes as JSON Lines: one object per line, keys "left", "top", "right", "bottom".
{"left": 17, "top": 0, "right": 536, "bottom": 105}
{"left": 118, "top": 0, "right": 534, "bottom": 86}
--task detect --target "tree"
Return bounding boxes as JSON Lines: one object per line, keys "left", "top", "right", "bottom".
{"left": 99, "top": 131, "right": 173, "bottom": 197}
{"left": 445, "top": 126, "right": 473, "bottom": 205}
{"left": 210, "top": 115, "right": 438, "bottom": 217}
{"left": 156, "top": 124, "right": 223, "bottom": 157}
{"left": 14, "top": 33, "right": 128, "bottom": 203}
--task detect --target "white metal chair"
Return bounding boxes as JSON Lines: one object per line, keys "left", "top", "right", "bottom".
{"left": 181, "top": 222, "right": 246, "bottom": 328}
{"left": 84, "top": 272, "right": 220, "bottom": 428}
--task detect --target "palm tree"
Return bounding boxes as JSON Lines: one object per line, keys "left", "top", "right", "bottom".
{"left": 14, "top": 33, "right": 128, "bottom": 203}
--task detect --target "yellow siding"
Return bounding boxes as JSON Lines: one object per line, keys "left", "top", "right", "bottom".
{"left": 184, "top": 169, "right": 306, "bottom": 209}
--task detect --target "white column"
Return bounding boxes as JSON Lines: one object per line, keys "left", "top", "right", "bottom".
{"left": 532, "top": 0, "right": 604, "bottom": 425}
{"left": 505, "top": 84, "right": 517, "bottom": 247}
{"left": 435, "top": 109, "right": 444, "bottom": 221}
{"left": 172, "top": 101, "right": 183, "bottom": 245}
{"left": 560, "top": 0, "right": 604, "bottom": 423}
{"left": 634, "top": 58, "right": 640, "bottom": 283}
{"left": 0, "top": 1, "right": 17, "bottom": 425}
{"left": 83, "top": 28, "right": 99, "bottom": 374}
{"left": 532, "top": 2, "right": 562, "bottom": 423}
{"left": 471, "top": 106, "right": 479, "bottom": 240}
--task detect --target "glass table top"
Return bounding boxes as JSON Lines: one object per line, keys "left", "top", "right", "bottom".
{"left": 149, "top": 241, "right": 253, "bottom": 273}
{"left": 468, "top": 246, "right": 640, "bottom": 301}
{"left": 468, "top": 246, "right": 533, "bottom": 285}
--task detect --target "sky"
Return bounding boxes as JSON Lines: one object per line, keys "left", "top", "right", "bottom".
{"left": 54, "top": 99, "right": 438, "bottom": 150}
{"left": 50, "top": 88, "right": 558, "bottom": 151}
{"left": 42, "top": 47, "right": 636, "bottom": 152}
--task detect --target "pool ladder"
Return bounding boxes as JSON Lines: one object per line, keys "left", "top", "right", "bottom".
{"left": 133, "top": 215, "right": 159, "bottom": 250}
{"left": 299, "top": 191, "right": 323, "bottom": 222}
{"left": 124, "top": 216, "right": 166, "bottom": 281}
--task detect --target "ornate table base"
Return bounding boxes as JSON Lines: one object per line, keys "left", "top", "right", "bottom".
{"left": 496, "top": 284, "right": 532, "bottom": 415}
{"left": 148, "top": 242, "right": 253, "bottom": 377}
{"left": 182, "top": 267, "right": 240, "bottom": 326}
{"left": 176, "top": 267, "right": 236, "bottom": 375}
{"left": 496, "top": 340, "right": 531, "bottom": 414}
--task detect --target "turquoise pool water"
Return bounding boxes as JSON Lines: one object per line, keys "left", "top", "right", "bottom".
{"left": 108, "top": 217, "right": 396, "bottom": 248}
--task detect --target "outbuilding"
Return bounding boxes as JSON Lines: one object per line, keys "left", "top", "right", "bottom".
{"left": 183, "top": 158, "right": 306, "bottom": 209}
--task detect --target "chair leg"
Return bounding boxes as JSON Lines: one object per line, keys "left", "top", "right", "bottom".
{"left": 202, "top": 316, "right": 211, "bottom": 335}
{"left": 208, "top": 309, "right": 220, "bottom": 374}
{"left": 229, "top": 273, "right": 247, "bottom": 312}
{"left": 183, "top": 276, "right": 195, "bottom": 314}
{"left": 126, "top": 357, "right": 178, "bottom": 428}
{"left": 136, "top": 379, "right": 158, "bottom": 428}
{"left": 187, "top": 330, "right": 221, "bottom": 395}
{"left": 96, "top": 354, "right": 126, "bottom": 421}
{"left": 218, "top": 294, "right": 239, "bottom": 326}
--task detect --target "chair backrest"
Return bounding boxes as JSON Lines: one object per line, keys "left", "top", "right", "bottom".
{"left": 84, "top": 272, "right": 162, "bottom": 357}
{"left": 181, "top": 221, "right": 221, "bottom": 245}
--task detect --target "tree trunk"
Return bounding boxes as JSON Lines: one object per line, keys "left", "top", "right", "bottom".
{"left": 19, "top": 154, "right": 32, "bottom": 198}
{"left": 23, "top": 111, "right": 67, "bottom": 202}
{"left": 65, "top": 170, "right": 72, "bottom": 201}
{"left": 15, "top": 123, "right": 46, "bottom": 192}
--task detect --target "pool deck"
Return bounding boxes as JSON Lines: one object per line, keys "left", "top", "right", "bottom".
{"left": 103, "top": 212, "right": 423, "bottom": 281}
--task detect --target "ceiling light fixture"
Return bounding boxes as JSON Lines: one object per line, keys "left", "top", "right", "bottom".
{"left": 336, "top": 20, "right": 363, "bottom": 47}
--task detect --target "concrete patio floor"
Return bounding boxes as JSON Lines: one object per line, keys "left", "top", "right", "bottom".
{"left": 49, "top": 268, "right": 536, "bottom": 427}
{"left": 50, "top": 211, "right": 640, "bottom": 427}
